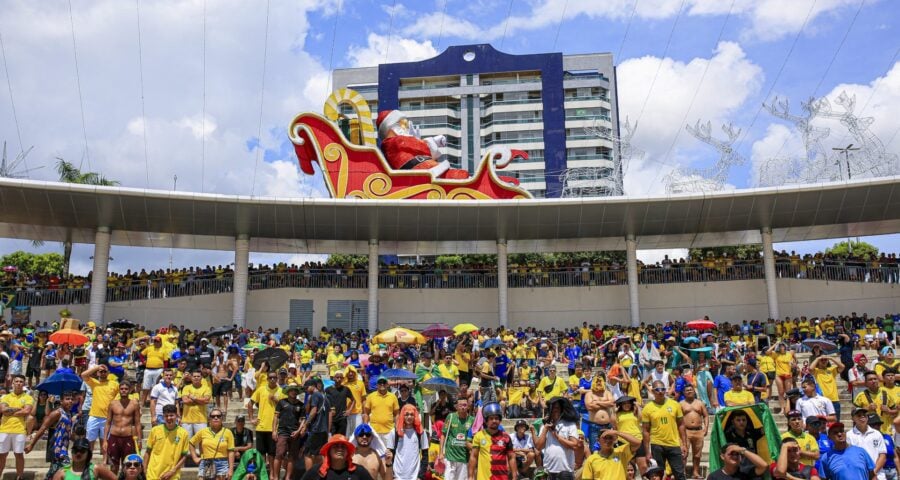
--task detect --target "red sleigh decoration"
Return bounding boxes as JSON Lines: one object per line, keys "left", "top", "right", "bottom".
{"left": 288, "top": 112, "right": 533, "bottom": 200}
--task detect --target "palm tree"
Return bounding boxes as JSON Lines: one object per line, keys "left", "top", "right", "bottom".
{"left": 32, "top": 159, "right": 119, "bottom": 276}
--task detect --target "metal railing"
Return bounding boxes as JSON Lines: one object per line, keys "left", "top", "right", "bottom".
{"left": 5, "top": 263, "right": 899, "bottom": 306}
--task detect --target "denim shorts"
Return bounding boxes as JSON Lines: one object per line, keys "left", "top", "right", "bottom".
{"left": 200, "top": 458, "right": 229, "bottom": 477}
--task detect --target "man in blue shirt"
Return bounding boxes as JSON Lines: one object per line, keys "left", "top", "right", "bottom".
{"left": 494, "top": 349, "right": 510, "bottom": 386}
{"left": 107, "top": 343, "right": 127, "bottom": 380}
{"left": 821, "top": 422, "right": 875, "bottom": 480}
{"left": 713, "top": 363, "right": 734, "bottom": 408}
{"left": 806, "top": 416, "right": 831, "bottom": 476}
{"left": 564, "top": 340, "right": 581, "bottom": 376}
{"left": 364, "top": 354, "right": 387, "bottom": 391}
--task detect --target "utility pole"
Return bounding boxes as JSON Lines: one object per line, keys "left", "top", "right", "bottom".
{"left": 832, "top": 144, "right": 860, "bottom": 180}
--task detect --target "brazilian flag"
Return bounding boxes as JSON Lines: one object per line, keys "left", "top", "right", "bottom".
{"left": 709, "top": 404, "right": 782, "bottom": 473}
{"left": 0, "top": 292, "right": 14, "bottom": 308}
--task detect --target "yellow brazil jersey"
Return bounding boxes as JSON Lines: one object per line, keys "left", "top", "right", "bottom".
{"left": 85, "top": 377, "right": 120, "bottom": 418}
{"left": 526, "top": 347, "right": 537, "bottom": 360}
{"left": 774, "top": 352, "right": 794, "bottom": 376}
{"left": 190, "top": 427, "right": 234, "bottom": 460}
{"left": 781, "top": 431, "right": 819, "bottom": 466}
{"left": 365, "top": 391, "right": 399, "bottom": 434}
{"left": 757, "top": 355, "right": 776, "bottom": 374}
{"left": 146, "top": 425, "right": 190, "bottom": 480}
{"left": 507, "top": 385, "right": 526, "bottom": 406}
{"left": 616, "top": 411, "right": 642, "bottom": 441}
{"left": 143, "top": 345, "right": 170, "bottom": 369}
{"left": 181, "top": 384, "right": 212, "bottom": 423}
{"left": 326, "top": 352, "right": 344, "bottom": 376}
{"left": 250, "top": 384, "right": 285, "bottom": 433}
{"left": 437, "top": 363, "right": 459, "bottom": 381}
{"left": 581, "top": 327, "right": 591, "bottom": 341}
{"left": 641, "top": 399, "right": 683, "bottom": 447}
{"left": 582, "top": 443, "right": 635, "bottom": 480}
{"left": 345, "top": 378, "right": 366, "bottom": 415}
{"left": 0, "top": 392, "right": 33, "bottom": 434}
{"left": 854, "top": 388, "right": 896, "bottom": 434}
{"left": 513, "top": 345, "right": 527, "bottom": 359}
{"left": 469, "top": 429, "right": 513, "bottom": 480}
{"left": 724, "top": 389, "right": 755, "bottom": 406}
{"left": 538, "top": 376, "right": 567, "bottom": 400}
{"left": 875, "top": 359, "right": 900, "bottom": 378}
{"left": 455, "top": 351, "right": 471, "bottom": 373}
{"left": 568, "top": 375, "right": 583, "bottom": 391}
{"left": 300, "top": 349, "right": 313, "bottom": 365}
{"left": 814, "top": 366, "right": 839, "bottom": 401}
{"left": 518, "top": 365, "right": 532, "bottom": 381}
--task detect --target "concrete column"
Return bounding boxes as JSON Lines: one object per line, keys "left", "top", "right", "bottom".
{"left": 368, "top": 240, "right": 379, "bottom": 333}
{"left": 761, "top": 227, "right": 780, "bottom": 320}
{"left": 497, "top": 240, "right": 509, "bottom": 329}
{"left": 625, "top": 234, "right": 640, "bottom": 327}
{"left": 232, "top": 234, "right": 250, "bottom": 328}
{"left": 88, "top": 227, "right": 111, "bottom": 325}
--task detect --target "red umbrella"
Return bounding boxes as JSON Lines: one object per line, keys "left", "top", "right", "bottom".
{"left": 686, "top": 319, "right": 717, "bottom": 330}
{"left": 49, "top": 329, "right": 89, "bottom": 346}
{"left": 421, "top": 323, "right": 454, "bottom": 338}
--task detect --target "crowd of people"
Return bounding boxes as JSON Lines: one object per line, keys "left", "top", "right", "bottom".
{"left": 3, "top": 250, "right": 900, "bottom": 308}
{"left": 0, "top": 313, "right": 894, "bottom": 479}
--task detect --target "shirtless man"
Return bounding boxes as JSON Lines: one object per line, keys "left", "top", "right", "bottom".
{"left": 351, "top": 424, "right": 386, "bottom": 480}
{"left": 584, "top": 373, "right": 616, "bottom": 427}
{"left": 679, "top": 384, "right": 708, "bottom": 479}
{"left": 214, "top": 353, "right": 238, "bottom": 410}
{"left": 457, "top": 384, "right": 475, "bottom": 414}
{"left": 104, "top": 380, "right": 142, "bottom": 475}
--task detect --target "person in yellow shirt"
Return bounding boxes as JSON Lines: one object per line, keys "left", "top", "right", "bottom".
{"left": 506, "top": 380, "right": 528, "bottom": 418}
{"left": 139, "top": 335, "right": 171, "bottom": 406}
{"left": 455, "top": 344, "right": 472, "bottom": 386}
{"left": 641, "top": 381, "right": 687, "bottom": 480}
{"left": 437, "top": 354, "right": 460, "bottom": 383}
{"left": 248, "top": 371, "right": 283, "bottom": 474}
{"left": 344, "top": 366, "right": 367, "bottom": 437}
{"left": 767, "top": 342, "right": 796, "bottom": 414}
{"left": 81, "top": 364, "right": 119, "bottom": 452}
{"left": 189, "top": 408, "right": 235, "bottom": 480}
{"left": 144, "top": 404, "right": 189, "bottom": 480}
{"left": 326, "top": 346, "right": 345, "bottom": 378}
{"left": 723, "top": 376, "right": 755, "bottom": 407}
{"left": 853, "top": 370, "right": 897, "bottom": 434}
{"left": 182, "top": 371, "right": 213, "bottom": 438}
{"left": 781, "top": 411, "right": 819, "bottom": 466}
{"left": 536, "top": 366, "right": 567, "bottom": 400}
{"left": 810, "top": 356, "right": 844, "bottom": 420}
{"left": 364, "top": 377, "right": 400, "bottom": 450}
{"left": 299, "top": 344, "right": 314, "bottom": 381}
{"left": 0, "top": 375, "right": 33, "bottom": 479}
{"left": 582, "top": 428, "right": 641, "bottom": 480}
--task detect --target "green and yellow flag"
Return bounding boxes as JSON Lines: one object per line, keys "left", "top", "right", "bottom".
{"left": 709, "top": 404, "right": 782, "bottom": 473}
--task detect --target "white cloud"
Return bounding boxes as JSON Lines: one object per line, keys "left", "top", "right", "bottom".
{"left": 400, "top": 0, "right": 870, "bottom": 43}
{"left": 750, "top": 61, "right": 900, "bottom": 186}
{"left": 346, "top": 33, "right": 438, "bottom": 68}
{"left": 618, "top": 41, "right": 763, "bottom": 195}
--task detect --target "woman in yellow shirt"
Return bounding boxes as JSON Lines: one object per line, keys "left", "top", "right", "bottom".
{"left": 616, "top": 395, "right": 646, "bottom": 473}
{"left": 326, "top": 346, "right": 345, "bottom": 377}
{"left": 767, "top": 342, "right": 796, "bottom": 413}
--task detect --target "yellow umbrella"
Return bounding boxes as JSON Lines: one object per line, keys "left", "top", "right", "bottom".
{"left": 373, "top": 327, "right": 426, "bottom": 345}
{"left": 453, "top": 323, "right": 479, "bottom": 335}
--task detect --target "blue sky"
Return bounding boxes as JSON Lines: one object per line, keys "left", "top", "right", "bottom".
{"left": 0, "top": 0, "right": 898, "bottom": 272}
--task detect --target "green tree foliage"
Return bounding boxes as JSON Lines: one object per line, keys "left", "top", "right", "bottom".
{"left": 689, "top": 244, "right": 763, "bottom": 261}
{"left": 0, "top": 251, "right": 65, "bottom": 276}
{"left": 324, "top": 254, "right": 368, "bottom": 267}
{"left": 825, "top": 240, "right": 879, "bottom": 260}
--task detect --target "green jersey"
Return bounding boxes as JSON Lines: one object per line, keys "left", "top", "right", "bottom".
{"left": 442, "top": 412, "right": 475, "bottom": 463}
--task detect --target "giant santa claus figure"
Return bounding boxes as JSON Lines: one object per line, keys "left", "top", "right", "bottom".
{"left": 376, "top": 109, "right": 470, "bottom": 179}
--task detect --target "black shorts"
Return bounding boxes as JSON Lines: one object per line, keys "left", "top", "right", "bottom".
{"left": 25, "top": 367, "right": 40, "bottom": 379}
{"left": 213, "top": 380, "right": 232, "bottom": 396}
{"left": 765, "top": 372, "right": 776, "bottom": 381}
{"left": 256, "top": 431, "right": 276, "bottom": 457}
{"left": 304, "top": 432, "right": 328, "bottom": 456}
{"left": 331, "top": 417, "right": 347, "bottom": 436}
{"left": 634, "top": 443, "right": 647, "bottom": 457}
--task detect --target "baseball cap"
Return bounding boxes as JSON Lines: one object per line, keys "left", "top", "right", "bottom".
{"left": 805, "top": 416, "right": 824, "bottom": 426}
{"left": 786, "top": 410, "right": 802, "bottom": 418}
{"left": 827, "top": 422, "right": 845, "bottom": 433}
{"left": 377, "top": 377, "right": 388, "bottom": 384}
{"left": 852, "top": 407, "right": 869, "bottom": 416}
{"left": 235, "top": 415, "right": 246, "bottom": 422}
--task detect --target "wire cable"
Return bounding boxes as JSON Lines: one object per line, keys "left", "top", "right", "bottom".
{"left": 384, "top": 0, "right": 398, "bottom": 63}
{"left": 551, "top": 0, "right": 569, "bottom": 50}
{"left": 435, "top": 0, "right": 449, "bottom": 50}
{"left": 67, "top": 0, "right": 92, "bottom": 171}
{"left": 0, "top": 28, "right": 28, "bottom": 174}
{"left": 498, "top": 0, "right": 515, "bottom": 50}
{"left": 325, "top": 0, "right": 342, "bottom": 96}
{"left": 135, "top": 0, "right": 151, "bottom": 188}
{"left": 250, "top": 0, "right": 271, "bottom": 197}
{"left": 645, "top": 0, "right": 736, "bottom": 193}
{"left": 616, "top": 0, "right": 639, "bottom": 61}
{"left": 200, "top": 0, "right": 207, "bottom": 192}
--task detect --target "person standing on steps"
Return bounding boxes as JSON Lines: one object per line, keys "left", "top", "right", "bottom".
{"left": 103, "top": 380, "right": 143, "bottom": 475}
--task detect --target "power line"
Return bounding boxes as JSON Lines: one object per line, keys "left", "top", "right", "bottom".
{"left": 630, "top": 0, "right": 687, "bottom": 139}
{"left": 250, "top": 0, "right": 271, "bottom": 197}
{"left": 435, "top": 0, "right": 449, "bottom": 50}
{"left": 0, "top": 29, "right": 27, "bottom": 175}
{"left": 498, "top": 0, "right": 515, "bottom": 50}
{"left": 325, "top": 0, "right": 342, "bottom": 96}
{"left": 384, "top": 0, "right": 398, "bottom": 63}
{"left": 201, "top": 0, "right": 207, "bottom": 192}
{"left": 765, "top": 0, "right": 864, "bottom": 170}
{"left": 67, "top": 0, "right": 92, "bottom": 172}
{"left": 551, "top": 0, "right": 569, "bottom": 50}
{"left": 135, "top": 0, "right": 151, "bottom": 188}
{"left": 645, "top": 0, "right": 736, "bottom": 193}
{"left": 616, "top": 0, "right": 639, "bottom": 61}
{"left": 730, "top": 0, "right": 818, "bottom": 156}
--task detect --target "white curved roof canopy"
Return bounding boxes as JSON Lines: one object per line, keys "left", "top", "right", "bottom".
{"left": 0, "top": 176, "right": 898, "bottom": 254}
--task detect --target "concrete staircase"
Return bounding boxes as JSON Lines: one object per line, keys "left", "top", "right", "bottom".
{"left": 5, "top": 351, "right": 869, "bottom": 479}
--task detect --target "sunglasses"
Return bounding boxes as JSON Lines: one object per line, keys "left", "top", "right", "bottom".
{"left": 358, "top": 432, "right": 372, "bottom": 437}
{"left": 210, "top": 414, "right": 223, "bottom": 419}
{"left": 653, "top": 388, "right": 666, "bottom": 392}
{"left": 124, "top": 462, "right": 141, "bottom": 469}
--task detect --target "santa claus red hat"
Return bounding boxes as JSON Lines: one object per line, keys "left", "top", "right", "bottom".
{"left": 376, "top": 110, "right": 405, "bottom": 138}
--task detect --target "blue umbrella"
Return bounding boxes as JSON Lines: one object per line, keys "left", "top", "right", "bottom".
{"left": 382, "top": 368, "right": 417, "bottom": 380}
{"left": 482, "top": 338, "right": 503, "bottom": 349}
{"left": 36, "top": 372, "right": 83, "bottom": 396}
{"left": 420, "top": 376, "right": 459, "bottom": 394}
{"left": 682, "top": 336, "right": 700, "bottom": 345}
